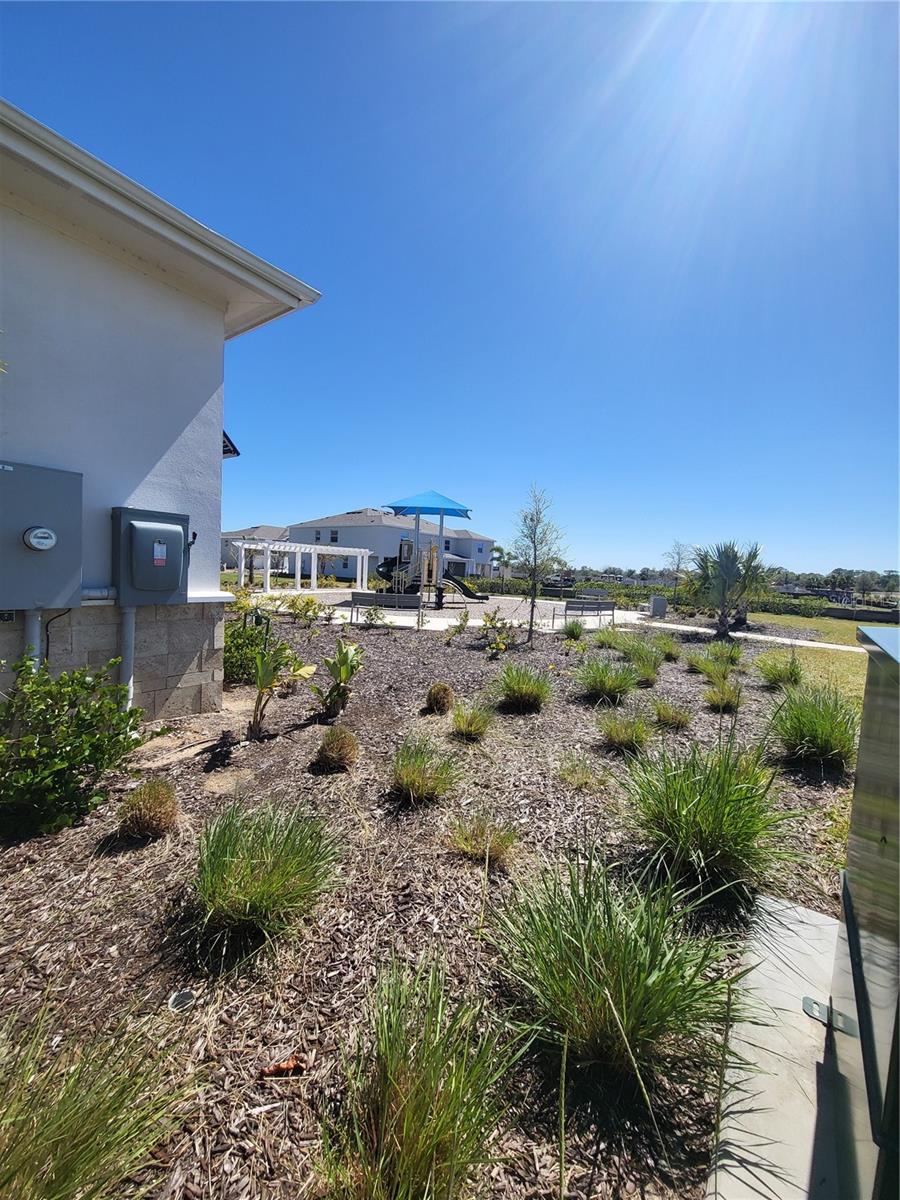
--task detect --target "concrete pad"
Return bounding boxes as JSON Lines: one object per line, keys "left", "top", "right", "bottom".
{"left": 707, "top": 895, "right": 839, "bottom": 1200}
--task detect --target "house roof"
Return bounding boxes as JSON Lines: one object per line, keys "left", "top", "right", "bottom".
{"left": 288, "top": 508, "right": 493, "bottom": 541}
{"left": 0, "top": 100, "right": 320, "bottom": 338}
{"left": 222, "top": 524, "right": 288, "bottom": 541}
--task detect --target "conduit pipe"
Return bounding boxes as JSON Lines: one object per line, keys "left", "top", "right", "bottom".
{"left": 23, "top": 610, "right": 42, "bottom": 669}
{"left": 119, "top": 605, "right": 136, "bottom": 707}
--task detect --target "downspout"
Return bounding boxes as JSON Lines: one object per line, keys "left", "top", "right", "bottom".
{"left": 119, "top": 606, "right": 136, "bottom": 707}
{"left": 23, "top": 610, "right": 42, "bottom": 669}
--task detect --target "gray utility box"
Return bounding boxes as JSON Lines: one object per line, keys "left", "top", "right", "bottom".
{"left": 0, "top": 460, "right": 83, "bottom": 610}
{"left": 111, "top": 507, "right": 190, "bottom": 606}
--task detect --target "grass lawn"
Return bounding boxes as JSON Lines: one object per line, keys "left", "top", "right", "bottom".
{"left": 749, "top": 610, "right": 897, "bottom": 647}
{"left": 789, "top": 645, "right": 868, "bottom": 704}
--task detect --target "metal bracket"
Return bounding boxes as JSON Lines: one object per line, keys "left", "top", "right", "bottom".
{"left": 803, "top": 995, "right": 858, "bottom": 1037}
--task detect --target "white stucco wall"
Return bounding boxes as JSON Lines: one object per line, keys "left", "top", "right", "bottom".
{"left": 0, "top": 198, "right": 225, "bottom": 595}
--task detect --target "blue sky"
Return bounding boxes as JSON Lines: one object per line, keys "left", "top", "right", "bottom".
{"left": 2, "top": 2, "right": 897, "bottom": 572}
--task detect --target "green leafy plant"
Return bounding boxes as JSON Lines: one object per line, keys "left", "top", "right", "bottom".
{"left": 445, "top": 607, "right": 471, "bottom": 644}
{"left": 772, "top": 683, "right": 860, "bottom": 769}
{"left": 247, "top": 643, "right": 316, "bottom": 740}
{"left": 392, "top": 736, "right": 460, "bottom": 804}
{"left": 0, "top": 1009, "right": 185, "bottom": 1200}
{"left": 598, "top": 711, "right": 651, "bottom": 753}
{"left": 489, "top": 850, "right": 737, "bottom": 1080}
{"left": 480, "top": 607, "right": 519, "bottom": 657}
{"left": 561, "top": 617, "right": 586, "bottom": 641}
{"left": 558, "top": 753, "right": 605, "bottom": 792}
{"left": 756, "top": 650, "right": 803, "bottom": 689}
{"left": 363, "top": 605, "right": 387, "bottom": 629}
{"left": 451, "top": 702, "right": 493, "bottom": 742}
{"left": 652, "top": 633, "right": 681, "bottom": 662}
{"left": 493, "top": 662, "right": 552, "bottom": 713}
{"left": 624, "top": 741, "right": 791, "bottom": 895}
{"left": 315, "top": 725, "right": 359, "bottom": 772}
{"left": 191, "top": 801, "right": 338, "bottom": 966}
{"left": 447, "top": 810, "right": 517, "bottom": 867}
{"left": 0, "top": 656, "right": 143, "bottom": 837}
{"left": 117, "top": 777, "right": 180, "bottom": 839}
{"left": 223, "top": 620, "right": 268, "bottom": 684}
{"left": 574, "top": 659, "right": 638, "bottom": 704}
{"left": 426, "top": 681, "right": 455, "bottom": 714}
{"left": 311, "top": 637, "right": 365, "bottom": 719}
{"left": 282, "top": 593, "right": 325, "bottom": 628}
{"left": 704, "top": 678, "right": 742, "bottom": 713}
{"left": 321, "top": 958, "right": 520, "bottom": 1200}
{"left": 650, "top": 698, "right": 692, "bottom": 730}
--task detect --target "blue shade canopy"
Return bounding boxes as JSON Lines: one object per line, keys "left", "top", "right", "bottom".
{"left": 383, "top": 490, "right": 471, "bottom": 519}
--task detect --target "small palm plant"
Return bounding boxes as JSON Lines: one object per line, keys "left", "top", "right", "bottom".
{"left": 693, "top": 541, "right": 767, "bottom": 635}
{"left": 247, "top": 643, "right": 316, "bottom": 740}
{"left": 311, "top": 637, "right": 365, "bottom": 719}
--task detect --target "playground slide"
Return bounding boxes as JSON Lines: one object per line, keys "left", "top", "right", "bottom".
{"left": 441, "top": 573, "right": 488, "bottom": 600}
{"left": 374, "top": 559, "right": 488, "bottom": 600}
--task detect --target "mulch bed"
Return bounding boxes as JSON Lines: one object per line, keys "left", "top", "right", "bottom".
{"left": 0, "top": 620, "right": 849, "bottom": 1199}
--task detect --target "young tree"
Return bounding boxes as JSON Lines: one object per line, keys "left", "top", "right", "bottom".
{"left": 663, "top": 540, "right": 691, "bottom": 604}
{"left": 693, "top": 541, "right": 767, "bottom": 635}
{"left": 511, "top": 486, "right": 565, "bottom": 643}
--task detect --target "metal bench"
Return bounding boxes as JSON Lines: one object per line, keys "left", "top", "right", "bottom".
{"left": 552, "top": 598, "right": 616, "bottom": 628}
{"left": 350, "top": 590, "right": 422, "bottom": 623}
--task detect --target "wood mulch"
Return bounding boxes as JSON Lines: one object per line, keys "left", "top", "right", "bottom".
{"left": 0, "top": 620, "right": 849, "bottom": 1199}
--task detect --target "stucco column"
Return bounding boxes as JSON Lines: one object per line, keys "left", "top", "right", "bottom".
{"left": 237, "top": 544, "right": 245, "bottom": 588}
{"left": 263, "top": 546, "right": 272, "bottom": 593}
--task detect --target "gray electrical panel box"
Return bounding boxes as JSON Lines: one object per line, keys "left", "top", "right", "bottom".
{"left": 111, "top": 507, "right": 190, "bottom": 606}
{"left": 0, "top": 460, "right": 83, "bottom": 610}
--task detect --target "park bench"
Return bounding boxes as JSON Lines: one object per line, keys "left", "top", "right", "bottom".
{"left": 552, "top": 598, "right": 616, "bottom": 628}
{"left": 350, "top": 590, "right": 422, "bottom": 623}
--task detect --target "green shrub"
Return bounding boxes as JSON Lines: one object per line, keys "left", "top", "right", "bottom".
{"left": 191, "top": 802, "right": 338, "bottom": 965}
{"left": 753, "top": 594, "right": 827, "bottom": 617}
{"left": 650, "top": 698, "right": 692, "bottom": 730}
{"left": 321, "top": 958, "right": 520, "bottom": 1200}
{"left": 707, "top": 640, "right": 743, "bottom": 666}
{"left": 493, "top": 662, "right": 552, "bottom": 713}
{"left": 592, "top": 626, "right": 626, "bottom": 651}
{"left": 311, "top": 637, "right": 365, "bottom": 719}
{"left": 772, "top": 683, "right": 860, "bottom": 769}
{"left": 392, "top": 736, "right": 460, "bottom": 804}
{"left": 598, "top": 711, "right": 652, "bottom": 753}
{"left": 426, "top": 681, "right": 454, "bottom": 714}
{"left": 624, "top": 741, "right": 791, "bottom": 894}
{"left": 558, "top": 753, "right": 605, "bottom": 792}
{"left": 447, "top": 811, "right": 517, "bottom": 867}
{"left": 451, "top": 703, "right": 493, "bottom": 742}
{"left": 489, "top": 850, "right": 735, "bottom": 1077}
{"left": 756, "top": 650, "right": 804, "bottom": 689}
{"left": 652, "top": 633, "right": 681, "bottom": 662}
{"left": 118, "top": 778, "right": 179, "bottom": 839}
{"left": 574, "top": 659, "right": 638, "bottom": 704}
{"left": 0, "top": 1009, "right": 184, "bottom": 1200}
{"left": 0, "top": 656, "right": 143, "bottom": 837}
{"left": 561, "top": 618, "right": 586, "bottom": 641}
{"left": 705, "top": 678, "right": 742, "bottom": 713}
{"left": 315, "top": 725, "right": 359, "bottom": 772}
{"left": 282, "top": 593, "right": 325, "bottom": 627}
{"left": 223, "top": 619, "right": 269, "bottom": 684}
{"left": 480, "top": 607, "right": 519, "bottom": 657}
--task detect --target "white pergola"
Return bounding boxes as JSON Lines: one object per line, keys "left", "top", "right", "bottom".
{"left": 231, "top": 538, "right": 373, "bottom": 593}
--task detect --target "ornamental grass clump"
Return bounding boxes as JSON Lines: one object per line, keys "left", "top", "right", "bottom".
{"left": 426, "top": 681, "right": 455, "bottom": 714}
{"left": 705, "top": 678, "right": 742, "bottom": 713}
{"left": 315, "top": 725, "right": 359, "bottom": 772}
{"left": 598, "top": 711, "right": 651, "bottom": 754}
{"left": 558, "top": 753, "right": 605, "bottom": 792}
{"left": 117, "top": 778, "right": 180, "bottom": 840}
{"left": 561, "top": 617, "right": 586, "bottom": 641}
{"left": 451, "top": 702, "right": 493, "bottom": 742}
{"left": 574, "top": 658, "right": 638, "bottom": 704}
{"left": 650, "top": 698, "right": 692, "bottom": 731}
{"left": 592, "top": 626, "right": 626, "bottom": 651}
{"left": 707, "top": 639, "right": 743, "bottom": 666}
{"left": 623, "top": 741, "right": 791, "bottom": 896}
{"left": 685, "top": 651, "right": 731, "bottom": 684}
{"left": 624, "top": 641, "right": 665, "bottom": 687}
{"left": 392, "top": 736, "right": 460, "bottom": 804}
{"left": 772, "top": 683, "right": 860, "bottom": 770}
{"left": 493, "top": 662, "right": 552, "bottom": 713}
{"left": 652, "top": 633, "right": 681, "bottom": 662}
{"left": 191, "top": 802, "right": 338, "bottom": 966}
{"left": 447, "top": 811, "right": 517, "bottom": 868}
{"left": 0, "top": 1010, "right": 185, "bottom": 1200}
{"left": 756, "top": 651, "right": 804, "bottom": 690}
{"left": 489, "top": 850, "right": 736, "bottom": 1080}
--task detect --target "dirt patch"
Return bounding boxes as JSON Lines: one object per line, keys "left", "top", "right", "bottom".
{"left": 0, "top": 621, "right": 849, "bottom": 1198}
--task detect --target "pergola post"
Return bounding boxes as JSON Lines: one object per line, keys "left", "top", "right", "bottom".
{"left": 311, "top": 549, "right": 319, "bottom": 591}
{"left": 294, "top": 548, "right": 302, "bottom": 592}
{"left": 236, "top": 544, "right": 246, "bottom": 588}
{"left": 263, "top": 546, "right": 272, "bottom": 593}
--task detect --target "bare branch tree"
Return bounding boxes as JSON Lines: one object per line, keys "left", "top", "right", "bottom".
{"left": 511, "top": 486, "right": 565, "bottom": 643}
{"left": 663, "top": 540, "right": 691, "bottom": 605}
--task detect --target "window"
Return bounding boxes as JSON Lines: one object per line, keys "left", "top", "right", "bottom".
{"left": 330, "top": 529, "right": 339, "bottom": 544}
{"left": 341, "top": 557, "right": 349, "bottom": 569}
{"left": 314, "top": 529, "right": 321, "bottom": 544}
{"left": 476, "top": 543, "right": 484, "bottom": 554}
{"left": 444, "top": 539, "right": 451, "bottom": 551}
